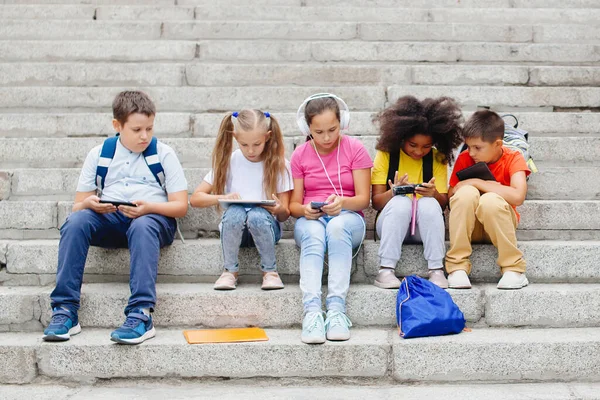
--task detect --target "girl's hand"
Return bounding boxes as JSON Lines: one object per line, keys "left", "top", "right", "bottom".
{"left": 321, "top": 194, "right": 343, "bottom": 216}
{"left": 414, "top": 177, "right": 437, "bottom": 198}
{"left": 388, "top": 171, "right": 409, "bottom": 190}
{"left": 303, "top": 203, "right": 323, "bottom": 220}
{"left": 221, "top": 193, "right": 241, "bottom": 200}
{"left": 119, "top": 200, "right": 151, "bottom": 219}
{"left": 84, "top": 195, "right": 117, "bottom": 214}
{"left": 262, "top": 193, "right": 283, "bottom": 216}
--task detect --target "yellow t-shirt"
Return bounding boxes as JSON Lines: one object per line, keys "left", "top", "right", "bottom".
{"left": 371, "top": 148, "right": 448, "bottom": 197}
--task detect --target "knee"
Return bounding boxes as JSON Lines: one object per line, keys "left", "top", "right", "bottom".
{"left": 128, "top": 216, "right": 158, "bottom": 238}
{"left": 246, "top": 207, "right": 271, "bottom": 231}
{"left": 450, "top": 185, "right": 480, "bottom": 208}
{"left": 221, "top": 205, "right": 247, "bottom": 228}
{"left": 61, "top": 209, "right": 95, "bottom": 234}
{"left": 478, "top": 192, "right": 509, "bottom": 214}
{"left": 295, "top": 220, "right": 325, "bottom": 247}
{"left": 417, "top": 197, "right": 443, "bottom": 219}
{"left": 325, "top": 218, "right": 350, "bottom": 242}
{"left": 384, "top": 195, "right": 412, "bottom": 219}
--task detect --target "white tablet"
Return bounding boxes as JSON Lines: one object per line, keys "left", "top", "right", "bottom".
{"left": 218, "top": 199, "right": 276, "bottom": 208}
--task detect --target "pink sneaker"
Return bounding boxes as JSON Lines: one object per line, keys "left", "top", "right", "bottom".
{"left": 374, "top": 268, "right": 401, "bottom": 289}
{"left": 261, "top": 272, "right": 284, "bottom": 290}
{"left": 428, "top": 269, "right": 449, "bottom": 289}
{"left": 214, "top": 271, "right": 238, "bottom": 290}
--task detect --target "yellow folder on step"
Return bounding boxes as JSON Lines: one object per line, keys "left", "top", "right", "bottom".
{"left": 183, "top": 327, "right": 269, "bottom": 344}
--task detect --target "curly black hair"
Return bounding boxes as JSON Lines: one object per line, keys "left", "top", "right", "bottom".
{"left": 374, "top": 95, "right": 464, "bottom": 164}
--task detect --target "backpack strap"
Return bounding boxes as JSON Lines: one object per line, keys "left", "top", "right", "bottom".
{"left": 422, "top": 151, "right": 433, "bottom": 183}
{"left": 95, "top": 135, "right": 119, "bottom": 195}
{"left": 143, "top": 137, "right": 166, "bottom": 190}
{"left": 387, "top": 149, "right": 400, "bottom": 186}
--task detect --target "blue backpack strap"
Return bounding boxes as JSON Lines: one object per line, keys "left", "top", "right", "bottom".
{"left": 95, "top": 135, "right": 119, "bottom": 194}
{"left": 143, "top": 137, "right": 166, "bottom": 191}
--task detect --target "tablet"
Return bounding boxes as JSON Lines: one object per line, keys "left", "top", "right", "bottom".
{"left": 218, "top": 199, "right": 276, "bottom": 208}
{"left": 456, "top": 162, "right": 496, "bottom": 182}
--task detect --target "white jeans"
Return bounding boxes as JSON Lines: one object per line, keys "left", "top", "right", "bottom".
{"left": 294, "top": 211, "right": 365, "bottom": 314}
{"left": 376, "top": 195, "right": 445, "bottom": 270}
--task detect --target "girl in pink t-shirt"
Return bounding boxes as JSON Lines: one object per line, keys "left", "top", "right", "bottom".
{"left": 289, "top": 93, "right": 373, "bottom": 344}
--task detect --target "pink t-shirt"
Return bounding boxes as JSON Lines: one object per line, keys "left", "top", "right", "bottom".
{"left": 291, "top": 135, "right": 373, "bottom": 205}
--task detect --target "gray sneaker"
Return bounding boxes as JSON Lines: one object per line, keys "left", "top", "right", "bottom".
{"left": 301, "top": 311, "right": 326, "bottom": 344}
{"left": 374, "top": 268, "right": 401, "bottom": 289}
{"left": 428, "top": 269, "right": 449, "bottom": 289}
{"left": 325, "top": 310, "right": 352, "bottom": 341}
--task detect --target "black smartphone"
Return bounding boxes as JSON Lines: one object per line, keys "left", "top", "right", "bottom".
{"left": 310, "top": 201, "right": 328, "bottom": 210}
{"left": 392, "top": 184, "right": 424, "bottom": 196}
{"left": 99, "top": 200, "right": 137, "bottom": 207}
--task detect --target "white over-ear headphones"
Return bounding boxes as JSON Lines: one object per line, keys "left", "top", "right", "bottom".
{"left": 296, "top": 93, "right": 350, "bottom": 136}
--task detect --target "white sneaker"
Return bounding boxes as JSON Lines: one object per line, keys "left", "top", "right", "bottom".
{"left": 447, "top": 270, "right": 472, "bottom": 289}
{"left": 301, "top": 311, "right": 326, "bottom": 344}
{"left": 497, "top": 271, "right": 529, "bottom": 290}
{"left": 428, "top": 269, "right": 449, "bottom": 289}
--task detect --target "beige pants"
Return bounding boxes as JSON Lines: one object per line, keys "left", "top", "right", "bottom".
{"left": 445, "top": 185, "right": 526, "bottom": 275}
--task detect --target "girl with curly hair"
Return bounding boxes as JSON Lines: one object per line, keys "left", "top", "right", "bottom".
{"left": 371, "top": 96, "right": 463, "bottom": 290}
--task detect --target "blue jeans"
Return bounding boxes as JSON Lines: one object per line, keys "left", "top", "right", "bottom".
{"left": 50, "top": 209, "right": 176, "bottom": 315}
{"left": 294, "top": 211, "right": 366, "bottom": 314}
{"left": 220, "top": 205, "right": 281, "bottom": 273}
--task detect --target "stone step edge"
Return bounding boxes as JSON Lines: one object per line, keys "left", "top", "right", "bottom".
{"left": 3, "top": 326, "right": 600, "bottom": 384}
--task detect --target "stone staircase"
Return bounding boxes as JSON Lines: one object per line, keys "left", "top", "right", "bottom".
{"left": 1, "top": 0, "right": 600, "bottom": 391}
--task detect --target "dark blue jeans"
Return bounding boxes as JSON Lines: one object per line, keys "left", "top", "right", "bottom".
{"left": 50, "top": 209, "right": 176, "bottom": 315}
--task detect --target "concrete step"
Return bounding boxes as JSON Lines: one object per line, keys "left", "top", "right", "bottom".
{"left": 4, "top": 283, "right": 600, "bottom": 331}
{"left": 0, "top": 283, "right": 480, "bottom": 330}
{"left": 0, "top": 136, "right": 595, "bottom": 169}
{"left": 4, "top": 382, "right": 600, "bottom": 400}
{"left": 388, "top": 85, "right": 600, "bottom": 109}
{"left": 5, "top": 5, "right": 600, "bottom": 24}
{"left": 0, "top": 198, "right": 597, "bottom": 239}
{"left": 4, "top": 63, "right": 600, "bottom": 88}
{"left": 309, "top": 0, "right": 600, "bottom": 8}
{"left": 5, "top": 283, "right": 600, "bottom": 331}
{"left": 0, "top": 165, "right": 594, "bottom": 201}
{"left": 3, "top": 0, "right": 176, "bottom": 5}
{"left": 0, "top": 112, "right": 597, "bottom": 139}
{"left": 4, "top": 40, "right": 600, "bottom": 64}
{"left": 2, "top": 326, "right": 600, "bottom": 384}
{"left": 2, "top": 239, "right": 600, "bottom": 286}
{"left": 0, "top": 62, "right": 186, "bottom": 87}
{"left": 0, "top": 86, "right": 384, "bottom": 113}
{"left": 195, "top": 6, "right": 600, "bottom": 24}
{"left": 0, "top": 40, "right": 197, "bottom": 62}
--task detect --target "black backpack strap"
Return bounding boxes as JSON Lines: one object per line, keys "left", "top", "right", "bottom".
{"left": 422, "top": 151, "right": 433, "bottom": 183}
{"left": 387, "top": 150, "right": 400, "bottom": 187}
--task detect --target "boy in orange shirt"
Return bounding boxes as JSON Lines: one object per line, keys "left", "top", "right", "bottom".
{"left": 445, "top": 110, "right": 530, "bottom": 289}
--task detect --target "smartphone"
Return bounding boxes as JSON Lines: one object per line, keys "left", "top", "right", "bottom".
{"left": 310, "top": 201, "right": 328, "bottom": 210}
{"left": 99, "top": 200, "right": 137, "bottom": 207}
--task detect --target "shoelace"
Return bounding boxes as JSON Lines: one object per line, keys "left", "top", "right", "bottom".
{"left": 325, "top": 311, "right": 352, "bottom": 330}
{"left": 49, "top": 308, "right": 71, "bottom": 326}
{"left": 121, "top": 312, "right": 148, "bottom": 329}
{"left": 50, "top": 313, "right": 69, "bottom": 325}
{"left": 304, "top": 312, "right": 323, "bottom": 333}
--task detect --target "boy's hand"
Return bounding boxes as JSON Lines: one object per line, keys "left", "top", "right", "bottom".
{"left": 119, "top": 200, "right": 151, "bottom": 219}
{"left": 454, "top": 178, "right": 482, "bottom": 191}
{"left": 322, "top": 194, "right": 343, "bottom": 216}
{"left": 84, "top": 195, "right": 116, "bottom": 214}
{"left": 262, "top": 193, "right": 283, "bottom": 216}
{"left": 303, "top": 203, "right": 323, "bottom": 220}
{"left": 415, "top": 177, "right": 438, "bottom": 197}
{"left": 388, "top": 171, "right": 409, "bottom": 190}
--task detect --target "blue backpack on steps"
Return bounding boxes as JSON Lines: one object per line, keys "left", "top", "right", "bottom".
{"left": 396, "top": 275, "right": 465, "bottom": 339}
